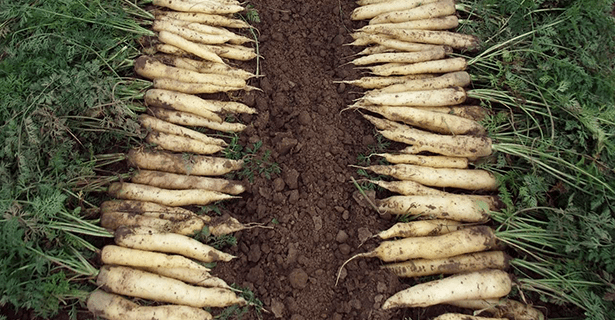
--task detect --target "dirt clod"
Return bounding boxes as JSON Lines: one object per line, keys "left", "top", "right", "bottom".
{"left": 283, "top": 169, "right": 300, "bottom": 189}
{"left": 271, "top": 299, "right": 285, "bottom": 318}
{"left": 357, "top": 227, "right": 372, "bottom": 244}
{"left": 289, "top": 268, "right": 309, "bottom": 289}
{"left": 248, "top": 244, "right": 262, "bottom": 263}
{"left": 336, "top": 230, "right": 349, "bottom": 243}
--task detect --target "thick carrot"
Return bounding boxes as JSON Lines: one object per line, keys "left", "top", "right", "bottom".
{"left": 366, "top": 57, "right": 467, "bottom": 76}
{"left": 101, "top": 211, "right": 205, "bottom": 235}
{"left": 114, "top": 226, "right": 236, "bottom": 263}
{"left": 108, "top": 182, "right": 238, "bottom": 207}
{"left": 375, "top": 153, "right": 469, "bottom": 168}
{"left": 377, "top": 28, "right": 480, "bottom": 50}
{"left": 357, "top": 105, "right": 485, "bottom": 135}
{"left": 158, "top": 31, "right": 224, "bottom": 64}
{"left": 365, "top": 164, "right": 498, "bottom": 191}
{"left": 418, "top": 105, "right": 489, "bottom": 122}
{"left": 382, "top": 251, "right": 511, "bottom": 278}
{"left": 153, "top": 19, "right": 231, "bottom": 44}
{"left": 152, "top": 10, "right": 250, "bottom": 28}
{"left": 377, "top": 195, "right": 490, "bottom": 222}
{"left": 156, "top": 54, "right": 255, "bottom": 81}
{"left": 351, "top": 0, "right": 439, "bottom": 20}
{"left": 370, "top": 71, "right": 471, "bottom": 93}
{"left": 376, "top": 219, "right": 464, "bottom": 239}
{"left": 378, "top": 127, "right": 493, "bottom": 158}
{"left": 145, "top": 89, "right": 254, "bottom": 117}
{"left": 100, "top": 245, "right": 210, "bottom": 271}
{"left": 131, "top": 170, "right": 245, "bottom": 195}
{"left": 135, "top": 56, "right": 245, "bottom": 88}
{"left": 97, "top": 266, "right": 245, "bottom": 308}
{"left": 126, "top": 149, "right": 244, "bottom": 176}
{"left": 139, "top": 114, "right": 227, "bottom": 146}
{"left": 87, "top": 290, "right": 213, "bottom": 320}
{"left": 359, "top": 16, "right": 459, "bottom": 32}
{"left": 149, "top": 107, "right": 247, "bottom": 133}
{"left": 344, "top": 226, "right": 497, "bottom": 263}
{"left": 139, "top": 266, "right": 233, "bottom": 290}
{"left": 152, "top": 0, "right": 245, "bottom": 14}
{"left": 370, "top": 0, "right": 457, "bottom": 24}
{"left": 351, "top": 47, "right": 447, "bottom": 66}
{"left": 100, "top": 200, "right": 200, "bottom": 221}
{"left": 340, "top": 74, "right": 436, "bottom": 89}
{"left": 146, "top": 131, "right": 224, "bottom": 155}
{"left": 153, "top": 78, "right": 253, "bottom": 94}
{"left": 358, "top": 87, "right": 467, "bottom": 107}
{"left": 382, "top": 269, "right": 512, "bottom": 309}
{"left": 447, "top": 298, "right": 545, "bottom": 320}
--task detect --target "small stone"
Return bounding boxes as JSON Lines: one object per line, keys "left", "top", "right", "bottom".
{"left": 272, "top": 32, "right": 284, "bottom": 42}
{"left": 277, "top": 137, "right": 297, "bottom": 156}
{"left": 260, "top": 77, "right": 273, "bottom": 92}
{"left": 273, "top": 192, "right": 286, "bottom": 204}
{"left": 287, "top": 243, "right": 298, "bottom": 264}
{"left": 342, "top": 210, "right": 349, "bottom": 220}
{"left": 339, "top": 243, "right": 351, "bottom": 255}
{"left": 335, "top": 230, "right": 348, "bottom": 243}
{"left": 288, "top": 190, "right": 299, "bottom": 203}
{"left": 298, "top": 110, "right": 311, "bottom": 126}
{"left": 288, "top": 268, "right": 309, "bottom": 289}
{"left": 284, "top": 169, "right": 300, "bottom": 189}
{"left": 271, "top": 299, "right": 285, "bottom": 318}
{"left": 337, "top": 82, "right": 346, "bottom": 94}
{"left": 362, "top": 135, "right": 375, "bottom": 146}
{"left": 332, "top": 34, "right": 345, "bottom": 46}
{"left": 350, "top": 299, "right": 361, "bottom": 310}
{"left": 313, "top": 215, "right": 323, "bottom": 231}
{"left": 376, "top": 281, "right": 387, "bottom": 293}
{"left": 273, "top": 178, "right": 286, "bottom": 192}
{"left": 374, "top": 294, "right": 384, "bottom": 303}
{"left": 261, "top": 243, "right": 271, "bottom": 254}
{"left": 243, "top": 93, "right": 256, "bottom": 107}
{"left": 334, "top": 206, "right": 344, "bottom": 213}
{"left": 357, "top": 227, "right": 372, "bottom": 243}
{"left": 248, "top": 244, "right": 261, "bottom": 263}
{"left": 246, "top": 266, "right": 264, "bottom": 284}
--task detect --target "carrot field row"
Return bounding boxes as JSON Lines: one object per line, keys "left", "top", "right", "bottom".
{"left": 1, "top": 0, "right": 615, "bottom": 319}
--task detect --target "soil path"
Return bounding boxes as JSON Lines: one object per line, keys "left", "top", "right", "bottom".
{"left": 215, "top": 1, "right": 460, "bottom": 319}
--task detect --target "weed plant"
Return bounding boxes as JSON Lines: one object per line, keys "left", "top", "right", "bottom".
{"left": 0, "top": 0, "right": 150, "bottom": 316}
{"left": 457, "top": 0, "right": 615, "bottom": 318}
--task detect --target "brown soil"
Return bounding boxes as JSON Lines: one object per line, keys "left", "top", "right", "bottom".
{"left": 0, "top": 1, "right": 580, "bottom": 319}
{"left": 209, "top": 1, "right": 470, "bottom": 319}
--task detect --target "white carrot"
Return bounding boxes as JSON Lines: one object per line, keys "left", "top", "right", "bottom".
{"left": 108, "top": 182, "right": 238, "bottom": 207}
{"left": 126, "top": 149, "right": 244, "bottom": 176}
{"left": 139, "top": 114, "right": 227, "bottom": 146}
{"left": 370, "top": 0, "right": 457, "bottom": 25}
{"left": 366, "top": 57, "right": 467, "bottom": 76}
{"left": 149, "top": 107, "right": 247, "bottom": 132}
{"left": 87, "top": 290, "right": 213, "bottom": 320}
{"left": 158, "top": 31, "right": 224, "bottom": 64}
{"left": 114, "top": 226, "right": 236, "bottom": 263}
{"left": 152, "top": 0, "right": 245, "bottom": 14}
{"left": 382, "top": 269, "right": 512, "bottom": 309}
{"left": 364, "top": 164, "right": 498, "bottom": 191}
{"left": 97, "top": 265, "right": 245, "bottom": 308}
